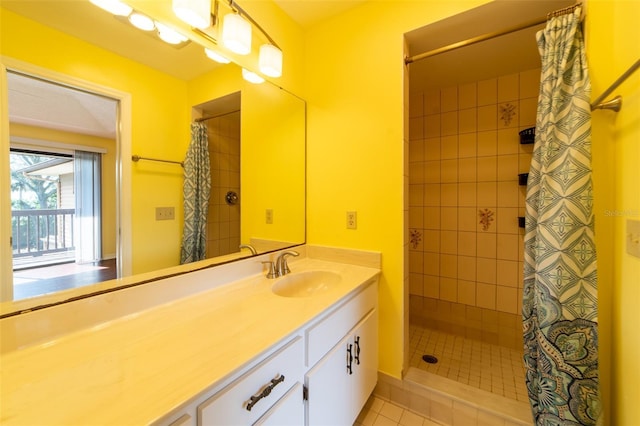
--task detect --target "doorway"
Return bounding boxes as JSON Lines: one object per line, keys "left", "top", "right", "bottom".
{"left": 4, "top": 69, "right": 120, "bottom": 300}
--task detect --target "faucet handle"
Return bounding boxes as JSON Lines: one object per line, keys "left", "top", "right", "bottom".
{"left": 261, "top": 261, "right": 278, "bottom": 279}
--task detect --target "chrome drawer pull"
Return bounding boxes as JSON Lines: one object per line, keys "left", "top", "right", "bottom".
{"left": 245, "top": 374, "right": 285, "bottom": 412}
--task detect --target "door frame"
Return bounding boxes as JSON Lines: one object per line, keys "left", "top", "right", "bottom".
{"left": 0, "top": 57, "right": 132, "bottom": 301}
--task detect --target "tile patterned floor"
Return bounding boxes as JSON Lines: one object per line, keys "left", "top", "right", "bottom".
{"left": 355, "top": 396, "right": 440, "bottom": 426}
{"left": 408, "top": 324, "right": 529, "bottom": 403}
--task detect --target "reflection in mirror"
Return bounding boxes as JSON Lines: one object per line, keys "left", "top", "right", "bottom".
{"left": 0, "top": 1, "right": 305, "bottom": 315}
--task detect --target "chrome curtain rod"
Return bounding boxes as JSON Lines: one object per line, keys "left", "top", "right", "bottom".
{"left": 590, "top": 58, "right": 640, "bottom": 112}
{"left": 405, "top": 3, "right": 584, "bottom": 65}
{"left": 131, "top": 155, "right": 184, "bottom": 167}
{"left": 195, "top": 109, "right": 241, "bottom": 122}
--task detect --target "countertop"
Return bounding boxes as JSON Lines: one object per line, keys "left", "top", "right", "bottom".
{"left": 0, "top": 256, "right": 380, "bottom": 425}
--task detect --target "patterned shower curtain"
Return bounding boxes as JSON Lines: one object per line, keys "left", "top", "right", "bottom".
{"left": 180, "top": 122, "right": 211, "bottom": 264}
{"left": 523, "top": 6, "right": 601, "bottom": 425}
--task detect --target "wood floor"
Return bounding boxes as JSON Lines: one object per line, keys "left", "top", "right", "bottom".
{"left": 13, "top": 259, "right": 118, "bottom": 300}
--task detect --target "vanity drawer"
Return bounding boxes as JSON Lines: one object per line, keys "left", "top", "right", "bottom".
{"left": 305, "top": 279, "right": 377, "bottom": 367}
{"left": 197, "top": 336, "right": 304, "bottom": 425}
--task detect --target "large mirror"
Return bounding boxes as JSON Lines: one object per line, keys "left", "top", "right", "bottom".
{"left": 0, "top": 0, "right": 305, "bottom": 314}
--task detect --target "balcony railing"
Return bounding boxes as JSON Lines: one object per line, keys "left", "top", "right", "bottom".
{"left": 12, "top": 209, "right": 75, "bottom": 258}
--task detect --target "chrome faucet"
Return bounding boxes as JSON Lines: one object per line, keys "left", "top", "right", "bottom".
{"left": 275, "top": 251, "right": 300, "bottom": 277}
{"left": 239, "top": 244, "right": 257, "bottom": 255}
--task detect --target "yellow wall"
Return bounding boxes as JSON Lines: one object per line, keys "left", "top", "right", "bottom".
{"left": 588, "top": 1, "right": 640, "bottom": 424}
{"left": 303, "top": 1, "right": 490, "bottom": 378}
{"left": 1, "top": 9, "right": 189, "bottom": 274}
{"left": 9, "top": 123, "right": 117, "bottom": 258}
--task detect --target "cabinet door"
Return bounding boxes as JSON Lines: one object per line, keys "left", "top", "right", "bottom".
{"left": 254, "top": 382, "right": 304, "bottom": 426}
{"left": 305, "top": 334, "right": 352, "bottom": 426}
{"left": 350, "top": 309, "right": 378, "bottom": 418}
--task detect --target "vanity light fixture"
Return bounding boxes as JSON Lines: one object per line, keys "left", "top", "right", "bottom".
{"left": 172, "top": 0, "right": 211, "bottom": 29}
{"left": 156, "top": 22, "right": 189, "bottom": 45}
{"left": 89, "top": 0, "right": 132, "bottom": 16}
{"left": 259, "top": 44, "right": 282, "bottom": 78}
{"left": 222, "top": 12, "right": 252, "bottom": 55}
{"left": 242, "top": 68, "right": 264, "bottom": 84}
{"left": 205, "top": 48, "right": 231, "bottom": 63}
{"left": 128, "top": 12, "right": 155, "bottom": 31}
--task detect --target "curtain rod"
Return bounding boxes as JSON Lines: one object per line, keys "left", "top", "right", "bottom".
{"left": 590, "top": 58, "right": 640, "bottom": 112}
{"left": 195, "top": 109, "right": 240, "bottom": 122}
{"left": 131, "top": 155, "right": 184, "bottom": 167}
{"left": 405, "top": 3, "right": 584, "bottom": 65}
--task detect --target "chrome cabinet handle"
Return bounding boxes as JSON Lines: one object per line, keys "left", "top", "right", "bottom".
{"left": 245, "top": 375, "right": 285, "bottom": 412}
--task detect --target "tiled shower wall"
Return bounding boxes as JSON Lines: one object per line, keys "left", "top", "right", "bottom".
{"left": 205, "top": 111, "right": 241, "bottom": 258}
{"left": 408, "top": 69, "right": 539, "bottom": 349}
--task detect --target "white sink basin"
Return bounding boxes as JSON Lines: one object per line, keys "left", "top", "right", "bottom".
{"left": 272, "top": 270, "right": 342, "bottom": 298}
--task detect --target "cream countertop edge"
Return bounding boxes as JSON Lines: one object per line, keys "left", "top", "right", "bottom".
{"left": 0, "top": 246, "right": 381, "bottom": 425}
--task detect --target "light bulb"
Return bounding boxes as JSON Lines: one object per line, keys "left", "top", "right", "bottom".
{"left": 242, "top": 68, "right": 264, "bottom": 84}
{"left": 129, "top": 12, "right": 155, "bottom": 31}
{"left": 156, "top": 22, "right": 188, "bottom": 44}
{"left": 205, "top": 48, "right": 231, "bottom": 64}
{"left": 222, "top": 13, "right": 251, "bottom": 55}
{"left": 172, "top": 0, "right": 211, "bottom": 29}
{"left": 89, "top": 0, "right": 133, "bottom": 16}
{"left": 259, "top": 44, "right": 282, "bottom": 78}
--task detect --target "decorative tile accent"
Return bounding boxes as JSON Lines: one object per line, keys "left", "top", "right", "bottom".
{"left": 499, "top": 102, "right": 517, "bottom": 126}
{"left": 410, "top": 229, "right": 422, "bottom": 249}
{"left": 478, "top": 208, "right": 495, "bottom": 231}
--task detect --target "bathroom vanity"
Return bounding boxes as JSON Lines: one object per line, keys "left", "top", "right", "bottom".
{"left": 0, "top": 246, "right": 380, "bottom": 425}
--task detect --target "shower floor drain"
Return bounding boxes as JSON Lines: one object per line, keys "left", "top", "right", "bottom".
{"left": 422, "top": 354, "right": 438, "bottom": 364}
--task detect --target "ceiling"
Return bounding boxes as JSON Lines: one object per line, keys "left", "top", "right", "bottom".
{"left": 3, "top": 0, "right": 573, "bottom": 139}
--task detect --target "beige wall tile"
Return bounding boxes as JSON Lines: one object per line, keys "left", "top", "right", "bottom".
{"left": 477, "top": 182, "right": 497, "bottom": 206}
{"left": 497, "top": 181, "right": 519, "bottom": 207}
{"left": 424, "top": 229, "right": 440, "bottom": 253}
{"left": 409, "top": 116, "right": 424, "bottom": 140}
{"left": 477, "top": 131, "right": 497, "bottom": 157}
{"left": 441, "top": 85, "right": 458, "bottom": 112}
{"left": 477, "top": 156, "right": 497, "bottom": 181}
{"left": 497, "top": 154, "right": 518, "bottom": 181}
{"left": 409, "top": 206, "right": 423, "bottom": 228}
{"left": 425, "top": 160, "right": 441, "bottom": 183}
{"left": 424, "top": 207, "right": 441, "bottom": 230}
{"left": 459, "top": 133, "right": 477, "bottom": 158}
{"left": 425, "top": 114, "right": 441, "bottom": 138}
{"left": 498, "top": 102, "right": 519, "bottom": 129}
{"left": 497, "top": 234, "right": 519, "bottom": 261}
{"left": 441, "top": 207, "right": 458, "bottom": 231}
{"left": 496, "top": 285, "right": 518, "bottom": 314}
{"left": 458, "top": 256, "right": 477, "bottom": 281}
{"left": 441, "top": 159, "right": 458, "bottom": 183}
{"left": 439, "top": 183, "right": 456, "bottom": 207}
{"left": 442, "top": 111, "right": 459, "bottom": 136}
{"left": 410, "top": 273, "right": 423, "bottom": 296}
{"left": 498, "top": 73, "right": 519, "bottom": 102}
{"left": 410, "top": 184, "right": 424, "bottom": 206}
{"left": 497, "top": 129, "right": 519, "bottom": 155}
{"left": 496, "top": 260, "right": 519, "bottom": 287}
{"left": 425, "top": 89, "right": 441, "bottom": 115}
{"left": 440, "top": 277, "right": 458, "bottom": 302}
{"left": 409, "top": 93, "right": 424, "bottom": 118}
{"left": 424, "top": 252, "right": 440, "bottom": 275}
{"left": 458, "top": 280, "right": 477, "bottom": 306}
{"left": 458, "top": 232, "right": 477, "bottom": 257}
{"left": 424, "top": 275, "right": 440, "bottom": 298}
{"left": 497, "top": 207, "right": 519, "bottom": 234}
{"left": 519, "top": 97, "right": 537, "bottom": 127}
{"left": 459, "top": 183, "right": 477, "bottom": 207}
{"left": 425, "top": 137, "right": 441, "bottom": 161}
{"left": 477, "top": 282, "right": 497, "bottom": 309}
{"left": 478, "top": 78, "right": 497, "bottom": 106}
{"left": 441, "top": 253, "right": 458, "bottom": 276}
{"left": 459, "top": 207, "right": 477, "bottom": 232}
{"left": 424, "top": 184, "right": 441, "bottom": 206}
{"left": 459, "top": 108, "right": 477, "bottom": 134}
{"left": 409, "top": 139, "right": 424, "bottom": 162}
{"left": 477, "top": 233, "right": 497, "bottom": 258}
{"left": 478, "top": 105, "right": 497, "bottom": 131}
{"left": 459, "top": 82, "right": 477, "bottom": 109}
{"left": 441, "top": 135, "right": 459, "bottom": 159}
{"left": 409, "top": 162, "right": 424, "bottom": 184}
{"left": 477, "top": 208, "right": 496, "bottom": 233}
{"left": 519, "top": 68, "right": 540, "bottom": 98}
{"left": 477, "top": 257, "right": 497, "bottom": 284}
{"left": 458, "top": 158, "right": 477, "bottom": 182}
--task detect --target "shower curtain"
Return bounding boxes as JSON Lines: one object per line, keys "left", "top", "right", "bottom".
{"left": 180, "top": 122, "right": 211, "bottom": 264}
{"left": 523, "top": 6, "right": 601, "bottom": 425}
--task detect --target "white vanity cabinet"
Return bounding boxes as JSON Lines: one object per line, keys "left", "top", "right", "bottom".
{"left": 157, "top": 277, "right": 379, "bottom": 426}
{"left": 305, "top": 284, "right": 378, "bottom": 426}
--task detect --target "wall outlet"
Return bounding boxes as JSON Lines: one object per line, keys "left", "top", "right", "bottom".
{"left": 346, "top": 211, "right": 357, "bottom": 229}
{"left": 155, "top": 207, "right": 175, "bottom": 221}
{"left": 266, "top": 209, "right": 273, "bottom": 224}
